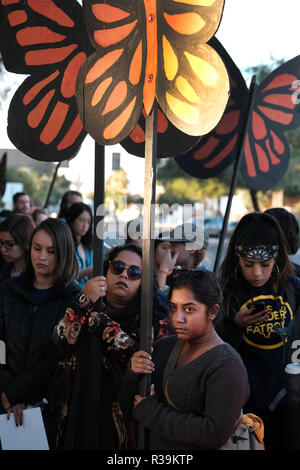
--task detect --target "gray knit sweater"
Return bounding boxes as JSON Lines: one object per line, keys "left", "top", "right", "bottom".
{"left": 119, "top": 335, "right": 250, "bottom": 450}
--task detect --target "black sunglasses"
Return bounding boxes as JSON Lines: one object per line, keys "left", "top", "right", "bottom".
{"left": 109, "top": 259, "right": 142, "bottom": 280}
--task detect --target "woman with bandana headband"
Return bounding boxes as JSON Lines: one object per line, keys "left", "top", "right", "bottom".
{"left": 215, "top": 212, "right": 300, "bottom": 451}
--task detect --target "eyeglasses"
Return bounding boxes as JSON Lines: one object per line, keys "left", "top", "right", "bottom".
{"left": 171, "top": 268, "right": 220, "bottom": 298}
{"left": 0, "top": 240, "right": 19, "bottom": 251}
{"left": 109, "top": 259, "right": 142, "bottom": 281}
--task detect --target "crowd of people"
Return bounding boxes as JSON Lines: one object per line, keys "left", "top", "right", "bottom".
{"left": 0, "top": 189, "right": 299, "bottom": 452}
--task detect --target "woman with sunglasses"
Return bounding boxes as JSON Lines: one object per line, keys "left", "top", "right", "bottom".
{"left": 118, "top": 269, "right": 250, "bottom": 450}
{"left": 50, "top": 244, "right": 168, "bottom": 449}
{"left": 0, "top": 213, "right": 35, "bottom": 284}
{"left": 0, "top": 218, "right": 80, "bottom": 448}
{"left": 215, "top": 212, "right": 300, "bottom": 450}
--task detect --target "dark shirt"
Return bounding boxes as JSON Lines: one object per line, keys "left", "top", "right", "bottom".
{"left": 215, "top": 276, "right": 300, "bottom": 409}
{"left": 31, "top": 287, "right": 54, "bottom": 304}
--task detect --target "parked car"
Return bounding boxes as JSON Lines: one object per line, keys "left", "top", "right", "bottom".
{"left": 204, "top": 218, "right": 238, "bottom": 237}
{"left": 183, "top": 217, "right": 238, "bottom": 238}
{"left": 204, "top": 217, "right": 223, "bottom": 237}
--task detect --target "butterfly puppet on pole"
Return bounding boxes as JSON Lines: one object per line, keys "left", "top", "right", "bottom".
{"left": 174, "top": 37, "right": 300, "bottom": 272}
{"left": 0, "top": 0, "right": 231, "bottom": 449}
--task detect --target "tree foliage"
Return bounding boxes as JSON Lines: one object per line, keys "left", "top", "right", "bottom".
{"left": 244, "top": 57, "right": 285, "bottom": 83}
{"left": 157, "top": 156, "right": 238, "bottom": 206}
{"left": 105, "top": 168, "right": 129, "bottom": 209}
{"left": 6, "top": 165, "right": 71, "bottom": 205}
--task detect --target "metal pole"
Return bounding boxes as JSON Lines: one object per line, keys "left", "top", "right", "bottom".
{"left": 137, "top": 100, "right": 158, "bottom": 450}
{"left": 44, "top": 161, "right": 61, "bottom": 208}
{"left": 213, "top": 75, "right": 258, "bottom": 274}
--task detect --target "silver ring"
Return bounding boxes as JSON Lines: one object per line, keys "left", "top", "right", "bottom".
{"left": 101, "top": 286, "right": 105, "bottom": 292}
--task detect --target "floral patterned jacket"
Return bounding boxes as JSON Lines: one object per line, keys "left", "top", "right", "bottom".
{"left": 53, "top": 290, "right": 136, "bottom": 359}
{"left": 49, "top": 289, "right": 171, "bottom": 448}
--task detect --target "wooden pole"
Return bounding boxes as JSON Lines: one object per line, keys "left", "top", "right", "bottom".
{"left": 89, "top": 143, "right": 105, "bottom": 448}
{"left": 137, "top": 100, "right": 158, "bottom": 450}
{"left": 213, "top": 75, "right": 258, "bottom": 274}
{"left": 93, "top": 144, "right": 105, "bottom": 276}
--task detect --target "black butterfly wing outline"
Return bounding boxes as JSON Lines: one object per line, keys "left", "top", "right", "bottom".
{"left": 241, "top": 55, "right": 300, "bottom": 191}
{"left": 0, "top": 0, "right": 92, "bottom": 162}
{"left": 174, "top": 36, "right": 249, "bottom": 178}
{"left": 0, "top": 152, "right": 7, "bottom": 198}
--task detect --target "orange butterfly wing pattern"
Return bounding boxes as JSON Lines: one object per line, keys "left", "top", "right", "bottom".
{"left": 76, "top": 0, "right": 229, "bottom": 146}
{"left": 0, "top": 0, "right": 92, "bottom": 162}
{"left": 76, "top": 1, "right": 147, "bottom": 146}
{"left": 156, "top": 0, "right": 229, "bottom": 136}
{"left": 241, "top": 55, "right": 300, "bottom": 190}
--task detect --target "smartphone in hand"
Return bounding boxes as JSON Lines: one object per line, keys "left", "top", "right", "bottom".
{"left": 247, "top": 301, "right": 266, "bottom": 313}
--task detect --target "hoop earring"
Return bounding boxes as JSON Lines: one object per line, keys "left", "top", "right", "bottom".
{"left": 272, "top": 263, "right": 280, "bottom": 280}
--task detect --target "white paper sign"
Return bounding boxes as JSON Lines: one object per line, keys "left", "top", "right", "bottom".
{"left": 0, "top": 406, "right": 49, "bottom": 450}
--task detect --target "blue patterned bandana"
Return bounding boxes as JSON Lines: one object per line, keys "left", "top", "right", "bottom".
{"left": 235, "top": 244, "right": 279, "bottom": 260}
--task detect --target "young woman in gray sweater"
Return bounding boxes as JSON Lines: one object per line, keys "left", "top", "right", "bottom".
{"left": 118, "top": 270, "right": 250, "bottom": 450}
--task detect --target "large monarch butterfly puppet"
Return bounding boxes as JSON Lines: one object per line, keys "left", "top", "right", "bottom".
{"left": 0, "top": 0, "right": 230, "bottom": 163}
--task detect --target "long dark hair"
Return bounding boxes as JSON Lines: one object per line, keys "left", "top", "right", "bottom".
{"left": 265, "top": 207, "right": 299, "bottom": 255}
{"left": 66, "top": 202, "right": 93, "bottom": 250}
{"left": 23, "top": 217, "right": 78, "bottom": 286}
{"left": 0, "top": 213, "right": 35, "bottom": 253}
{"left": 219, "top": 212, "right": 295, "bottom": 298}
{"left": 57, "top": 190, "right": 82, "bottom": 219}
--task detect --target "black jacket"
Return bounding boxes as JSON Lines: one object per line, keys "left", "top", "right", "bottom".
{"left": 0, "top": 274, "right": 81, "bottom": 408}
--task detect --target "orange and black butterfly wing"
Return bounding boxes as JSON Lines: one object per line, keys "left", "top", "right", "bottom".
{"left": 241, "top": 55, "right": 300, "bottom": 190}
{"left": 76, "top": 0, "right": 147, "bottom": 146}
{"left": 0, "top": 0, "right": 91, "bottom": 162}
{"left": 120, "top": 105, "right": 200, "bottom": 158}
{"left": 174, "top": 37, "right": 249, "bottom": 178}
{"left": 156, "top": 0, "right": 229, "bottom": 137}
